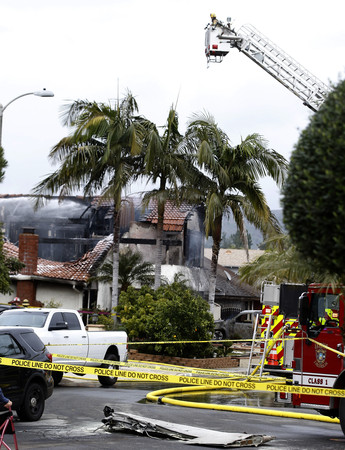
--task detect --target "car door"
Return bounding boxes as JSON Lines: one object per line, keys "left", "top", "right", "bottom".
{"left": 0, "top": 333, "right": 25, "bottom": 404}
{"left": 47, "top": 312, "right": 88, "bottom": 363}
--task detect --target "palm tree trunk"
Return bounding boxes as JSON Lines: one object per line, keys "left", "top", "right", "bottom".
{"left": 241, "top": 216, "right": 250, "bottom": 263}
{"left": 154, "top": 200, "right": 164, "bottom": 290}
{"left": 111, "top": 209, "right": 120, "bottom": 315}
{"left": 208, "top": 215, "right": 222, "bottom": 315}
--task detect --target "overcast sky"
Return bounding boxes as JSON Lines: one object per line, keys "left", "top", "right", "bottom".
{"left": 1, "top": 0, "right": 344, "bottom": 210}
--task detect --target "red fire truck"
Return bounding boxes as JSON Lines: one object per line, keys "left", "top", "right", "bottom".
{"left": 257, "top": 283, "right": 345, "bottom": 433}
{"left": 291, "top": 283, "right": 345, "bottom": 432}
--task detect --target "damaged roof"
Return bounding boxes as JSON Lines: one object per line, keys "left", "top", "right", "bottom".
{"left": 4, "top": 235, "right": 113, "bottom": 283}
{"left": 144, "top": 201, "right": 195, "bottom": 232}
{"left": 203, "top": 256, "right": 259, "bottom": 299}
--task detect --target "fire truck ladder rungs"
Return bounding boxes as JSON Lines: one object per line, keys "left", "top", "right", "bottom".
{"left": 233, "top": 24, "right": 330, "bottom": 112}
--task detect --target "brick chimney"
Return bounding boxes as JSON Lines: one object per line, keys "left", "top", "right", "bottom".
{"left": 16, "top": 227, "right": 39, "bottom": 304}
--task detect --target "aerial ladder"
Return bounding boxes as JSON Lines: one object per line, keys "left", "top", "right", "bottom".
{"left": 205, "top": 14, "right": 330, "bottom": 112}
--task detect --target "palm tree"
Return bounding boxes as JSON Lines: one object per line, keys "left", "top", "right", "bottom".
{"left": 186, "top": 111, "right": 288, "bottom": 312}
{"left": 32, "top": 92, "right": 146, "bottom": 312}
{"left": 141, "top": 107, "right": 190, "bottom": 289}
{"left": 93, "top": 248, "right": 154, "bottom": 291}
{"left": 239, "top": 234, "right": 341, "bottom": 287}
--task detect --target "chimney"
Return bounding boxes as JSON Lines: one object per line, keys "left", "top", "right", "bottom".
{"left": 18, "top": 227, "right": 39, "bottom": 275}
{"left": 17, "top": 227, "right": 39, "bottom": 304}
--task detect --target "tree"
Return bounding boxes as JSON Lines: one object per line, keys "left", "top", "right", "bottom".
{"left": 238, "top": 234, "right": 340, "bottom": 287}
{"left": 0, "top": 146, "right": 8, "bottom": 183}
{"left": 32, "top": 92, "right": 146, "bottom": 312}
{"left": 0, "top": 230, "right": 24, "bottom": 294}
{"left": 221, "top": 229, "right": 253, "bottom": 249}
{"left": 282, "top": 79, "right": 345, "bottom": 279}
{"left": 186, "top": 112, "right": 287, "bottom": 311}
{"left": 116, "top": 282, "right": 215, "bottom": 358}
{"left": 92, "top": 248, "right": 154, "bottom": 292}
{"left": 141, "top": 107, "right": 190, "bottom": 289}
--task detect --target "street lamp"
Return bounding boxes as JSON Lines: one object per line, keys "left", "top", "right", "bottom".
{"left": 0, "top": 89, "right": 54, "bottom": 146}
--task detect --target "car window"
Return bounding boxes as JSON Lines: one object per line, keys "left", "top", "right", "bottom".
{"left": 0, "top": 334, "right": 22, "bottom": 356}
{"left": 63, "top": 313, "right": 81, "bottom": 330}
{"left": 20, "top": 331, "right": 45, "bottom": 352}
{"left": 0, "top": 310, "right": 48, "bottom": 327}
{"left": 50, "top": 312, "right": 65, "bottom": 328}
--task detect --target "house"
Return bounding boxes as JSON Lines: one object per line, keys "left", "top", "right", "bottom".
{"left": 0, "top": 200, "right": 205, "bottom": 310}
{"left": 125, "top": 201, "right": 205, "bottom": 268}
{"left": 2, "top": 230, "right": 113, "bottom": 311}
{"left": 1, "top": 197, "right": 260, "bottom": 317}
{"left": 0, "top": 195, "right": 205, "bottom": 267}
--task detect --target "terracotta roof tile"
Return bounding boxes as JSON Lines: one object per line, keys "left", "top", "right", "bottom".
{"left": 3, "top": 235, "right": 113, "bottom": 283}
{"left": 145, "top": 201, "right": 194, "bottom": 232}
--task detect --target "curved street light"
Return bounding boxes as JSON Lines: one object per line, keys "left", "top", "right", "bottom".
{"left": 0, "top": 89, "right": 54, "bottom": 146}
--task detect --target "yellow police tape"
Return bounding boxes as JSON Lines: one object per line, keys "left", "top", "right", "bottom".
{"left": 1, "top": 355, "right": 345, "bottom": 399}
{"left": 40, "top": 336, "right": 306, "bottom": 346}
{"left": 51, "top": 353, "right": 240, "bottom": 378}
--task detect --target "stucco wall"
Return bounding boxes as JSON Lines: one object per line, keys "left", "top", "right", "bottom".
{"left": 0, "top": 285, "right": 15, "bottom": 305}
{"left": 36, "top": 283, "right": 82, "bottom": 309}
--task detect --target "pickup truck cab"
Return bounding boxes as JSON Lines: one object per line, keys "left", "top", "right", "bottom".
{"left": 0, "top": 308, "right": 127, "bottom": 386}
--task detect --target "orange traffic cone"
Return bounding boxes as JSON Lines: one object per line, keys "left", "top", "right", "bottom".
{"left": 267, "top": 344, "right": 279, "bottom": 366}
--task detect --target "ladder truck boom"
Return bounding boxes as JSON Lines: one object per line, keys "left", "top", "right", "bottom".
{"left": 205, "top": 14, "right": 330, "bottom": 112}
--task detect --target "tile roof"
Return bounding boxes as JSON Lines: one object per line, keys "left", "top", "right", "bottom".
{"left": 3, "top": 235, "right": 113, "bottom": 283}
{"left": 144, "top": 201, "right": 195, "bottom": 232}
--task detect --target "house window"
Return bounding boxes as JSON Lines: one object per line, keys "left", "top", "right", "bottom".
{"left": 82, "top": 289, "right": 97, "bottom": 310}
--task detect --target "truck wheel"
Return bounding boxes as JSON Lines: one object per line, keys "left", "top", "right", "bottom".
{"left": 17, "top": 382, "right": 45, "bottom": 421}
{"left": 98, "top": 353, "right": 119, "bottom": 387}
{"left": 52, "top": 371, "right": 63, "bottom": 386}
{"left": 340, "top": 398, "right": 345, "bottom": 435}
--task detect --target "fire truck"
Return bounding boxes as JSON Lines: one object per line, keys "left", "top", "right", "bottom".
{"left": 292, "top": 284, "right": 345, "bottom": 429}
{"left": 204, "top": 14, "right": 330, "bottom": 111}
{"left": 253, "top": 283, "right": 345, "bottom": 434}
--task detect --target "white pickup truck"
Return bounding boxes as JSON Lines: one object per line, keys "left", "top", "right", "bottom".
{"left": 0, "top": 308, "right": 127, "bottom": 386}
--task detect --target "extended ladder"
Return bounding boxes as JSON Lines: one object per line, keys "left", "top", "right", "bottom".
{"left": 205, "top": 17, "right": 330, "bottom": 111}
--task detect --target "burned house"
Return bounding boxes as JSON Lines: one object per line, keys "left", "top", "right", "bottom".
{"left": 0, "top": 197, "right": 206, "bottom": 310}
{"left": 0, "top": 195, "right": 259, "bottom": 314}
{"left": 0, "top": 195, "right": 205, "bottom": 268}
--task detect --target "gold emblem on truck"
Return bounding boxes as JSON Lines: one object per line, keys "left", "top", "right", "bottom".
{"left": 314, "top": 344, "right": 327, "bottom": 368}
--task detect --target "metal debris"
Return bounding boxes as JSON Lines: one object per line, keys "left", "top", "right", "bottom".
{"left": 102, "top": 407, "right": 274, "bottom": 447}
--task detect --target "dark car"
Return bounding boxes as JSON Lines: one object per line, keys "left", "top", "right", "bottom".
{"left": 0, "top": 328, "right": 54, "bottom": 421}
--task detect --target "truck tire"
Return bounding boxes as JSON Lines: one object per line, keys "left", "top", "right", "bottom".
{"left": 52, "top": 371, "right": 63, "bottom": 386}
{"left": 340, "top": 397, "right": 345, "bottom": 435}
{"left": 98, "top": 353, "right": 119, "bottom": 387}
{"left": 17, "top": 382, "right": 45, "bottom": 421}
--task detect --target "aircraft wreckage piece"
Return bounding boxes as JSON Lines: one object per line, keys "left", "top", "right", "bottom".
{"left": 102, "top": 407, "right": 274, "bottom": 447}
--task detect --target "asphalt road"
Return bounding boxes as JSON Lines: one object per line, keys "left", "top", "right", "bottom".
{"left": 8, "top": 376, "right": 345, "bottom": 450}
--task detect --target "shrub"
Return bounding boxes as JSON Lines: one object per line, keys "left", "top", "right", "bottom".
{"left": 116, "top": 283, "right": 215, "bottom": 358}
{"left": 96, "top": 313, "right": 115, "bottom": 331}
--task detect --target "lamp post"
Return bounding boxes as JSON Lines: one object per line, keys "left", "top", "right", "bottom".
{"left": 0, "top": 89, "right": 54, "bottom": 147}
